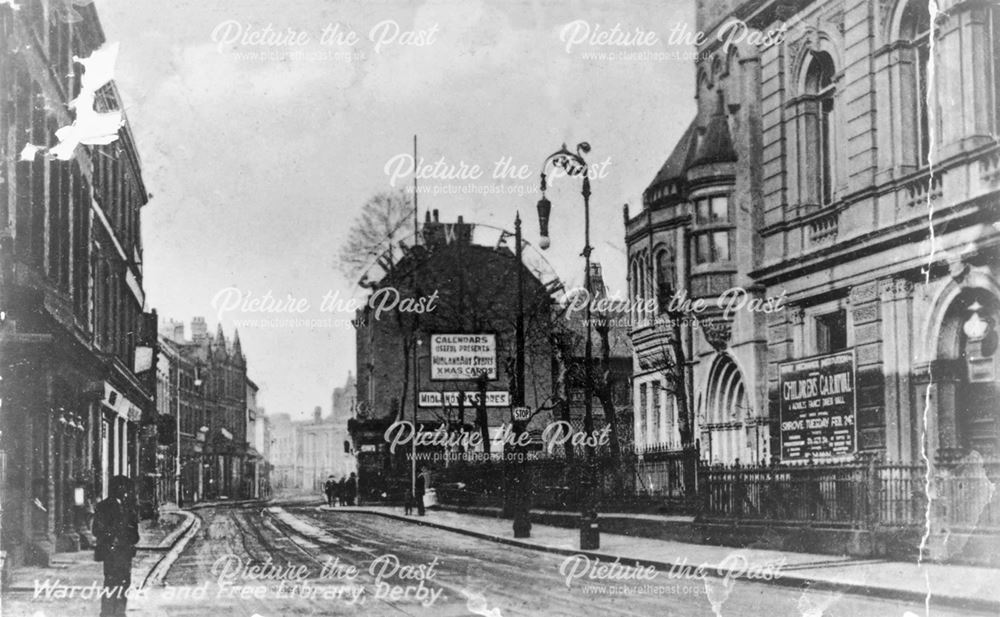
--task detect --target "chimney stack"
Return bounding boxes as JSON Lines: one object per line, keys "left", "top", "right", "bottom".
{"left": 191, "top": 317, "right": 208, "bottom": 343}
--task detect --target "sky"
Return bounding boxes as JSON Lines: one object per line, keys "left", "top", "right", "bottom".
{"left": 92, "top": 0, "right": 698, "bottom": 419}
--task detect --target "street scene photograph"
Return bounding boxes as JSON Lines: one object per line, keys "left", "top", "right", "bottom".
{"left": 1, "top": 0, "right": 999, "bottom": 615}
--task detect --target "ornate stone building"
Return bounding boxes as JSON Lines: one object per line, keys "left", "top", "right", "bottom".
{"left": 627, "top": 0, "right": 1000, "bottom": 474}
{"left": 158, "top": 318, "right": 251, "bottom": 501}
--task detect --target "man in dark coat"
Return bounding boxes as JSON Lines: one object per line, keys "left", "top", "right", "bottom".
{"left": 324, "top": 475, "right": 336, "bottom": 506}
{"left": 346, "top": 472, "right": 357, "bottom": 506}
{"left": 93, "top": 475, "right": 139, "bottom": 617}
{"left": 415, "top": 466, "right": 426, "bottom": 516}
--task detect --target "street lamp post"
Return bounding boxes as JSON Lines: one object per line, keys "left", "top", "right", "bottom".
{"left": 536, "top": 142, "right": 599, "bottom": 550}
{"left": 512, "top": 213, "right": 531, "bottom": 538}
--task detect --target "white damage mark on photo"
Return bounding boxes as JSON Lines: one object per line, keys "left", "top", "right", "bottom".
{"left": 702, "top": 574, "right": 734, "bottom": 617}
{"left": 19, "top": 142, "right": 43, "bottom": 160}
{"left": 919, "top": 2, "right": 940, "bottom": 616}
{"left": 461, "top": 589, "right": 503, "bottom": 617}
{"left": 795, "top": 588, "right": 842, "bottom": 617}
{"left": 50, "top": 41, "right": 124, "bottom": 159}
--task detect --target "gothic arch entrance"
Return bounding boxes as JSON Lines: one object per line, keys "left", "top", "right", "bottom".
{"left": 932, "top": 288, "right": 1000, "bottom": 458}
{"left": 920, "top": 272, "right": 1000, "bottom": 461}
{"left": 700, "top": 354, "right": 763, "bottom": 464}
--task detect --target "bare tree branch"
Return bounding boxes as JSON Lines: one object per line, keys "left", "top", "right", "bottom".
{"left": 338, "top": 189, "right": 415, "bottom": 281}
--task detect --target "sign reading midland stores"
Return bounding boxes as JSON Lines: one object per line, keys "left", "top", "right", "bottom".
{"left": 430, "top": 333, "right": 498, "bottom": 380}
{"left": 778, "top": 350, "right": 857, "bottom": 460}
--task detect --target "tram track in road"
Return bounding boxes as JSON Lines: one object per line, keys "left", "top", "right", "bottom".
{"left": 230, "top": 504, "right": 425, "bottom": 616}
{"left": 260, "top": 507, "right": 423, "bottom": 615}
{"left": 287, "top": 507, "right": 646, "bottom": 617}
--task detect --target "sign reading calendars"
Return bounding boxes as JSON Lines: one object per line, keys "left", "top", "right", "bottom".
{"left": 430, "top": 333, "right": 497, "bottom": 380}
{"left": 418, "top": 391, "right": 510, "bottom": 407}
{"left": 778, "top": 350, "right": 857, "bottom": 460}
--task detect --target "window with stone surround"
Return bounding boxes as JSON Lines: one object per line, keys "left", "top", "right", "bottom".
{"left": 816, "top": 309, "right": 847, "bottom": 354}
{"left": 900, "top": 0, "right": 932, "bottom": 166}
{"left": 803, "top": 52, "right": 836, "bottom": 206}
{"left": 692, "top": 194, "right": 733, "bottom": 265}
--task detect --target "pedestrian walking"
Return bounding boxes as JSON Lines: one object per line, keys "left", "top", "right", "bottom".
{"left": 93, "top": 476, "right": 139, "bottom": 617}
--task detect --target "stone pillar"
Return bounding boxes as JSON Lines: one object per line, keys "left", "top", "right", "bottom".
{"left": 56, "top": 411, "right": 80, "bottom": 553}
{"left": 766, "top": 307, "right": 796, "bottom": 462}
{"left": 850, "top": 281, "right": 885, "bottom": 454}
{"left": 29, "top": 374, "right": 55, "bottom": 566}
{"left": 880, "top": 278, "right": 916, "bottom": 462}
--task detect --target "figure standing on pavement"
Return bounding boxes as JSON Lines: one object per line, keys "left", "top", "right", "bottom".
{"left": 415, "top": 466, "right": 427, "bottom": 516}
{"left": 92, "top": 475, "right": 139, "bottom": 617}
{"left": 345, "top": 472, "right": 357, "bottom": 506}
{"left": 324, "top": 475, "right": 336, "bottom": 507}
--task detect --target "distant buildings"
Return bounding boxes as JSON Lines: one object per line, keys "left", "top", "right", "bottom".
{"left": 157, "top": 318, "right": 257, "bottom": 502}
{"left": 264, "top": 397, "right": 356, "bottom": 493}
{"left": 268, "top": 413, "right": 297, "bottom": 490}
{"left": 245, "top": 377, "right": 269, "bottom": 499}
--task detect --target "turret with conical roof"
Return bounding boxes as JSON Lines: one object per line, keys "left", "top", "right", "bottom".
{"left": 689, "top": 91, "right": 737, "bottom": 171}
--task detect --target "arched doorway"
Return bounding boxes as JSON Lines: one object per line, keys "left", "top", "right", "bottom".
{"left": 933, "top": 288, "right": 1000, "bottom": 458}
{"left": 701, "top": 354, "right": 760, "bottom": 465}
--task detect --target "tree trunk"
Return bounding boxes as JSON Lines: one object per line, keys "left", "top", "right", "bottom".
{"left": 669, "top": 319, "right": 691, "bottom": 447}
{"left": 552, "top": 337, "right": 574, "bottom": 461}
{"left": 595, "top": 321, "right": 621, "bottom": 463}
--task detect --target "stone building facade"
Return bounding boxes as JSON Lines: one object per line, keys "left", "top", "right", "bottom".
{"left": 626, "top": 0, "right": 1000, "bottom": 472}
{"left": 267, "top": 412, "right": 297, "bottom": 490}
{"left": 158, "top": 318, "right": 251, "bottom": 501}
{"left": 0, "top": 1, "right": 157, "bottom": 568}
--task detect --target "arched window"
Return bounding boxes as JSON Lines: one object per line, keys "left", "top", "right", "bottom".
{"left": 655, "top": 247, "right": 675, "bottom": 310}
{"left": 900, "top": 0, "right": 932, "bottom": 165}
{"left": 804, "top": 52, "right": 836, "bottom": 205}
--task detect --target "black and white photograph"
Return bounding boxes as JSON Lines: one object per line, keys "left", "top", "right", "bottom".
{"left": 1, "top": 0, "right": 999, "bottom": 615}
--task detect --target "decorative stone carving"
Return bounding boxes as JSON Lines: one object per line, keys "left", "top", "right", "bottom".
{"left": 850, "top": 281, "right": 878, "bottom": 305}
{"left": 852, "top": 303, "right": 880, "bottom": 324}
{"left": 878, "top": 278, "right": 896, "bottom": 301}
{"left": 699, "top": 317, "right": 732, "bottom": 352}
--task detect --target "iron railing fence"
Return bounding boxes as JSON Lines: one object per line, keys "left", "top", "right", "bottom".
{"left": 432, "top": 447, "right": 698, "bottom": 513}
{"left": 699, "top": 457, "right": 1000, "bottom": 532}
{"left": 429, "top": 449, "right": 1000, "bottom": 532}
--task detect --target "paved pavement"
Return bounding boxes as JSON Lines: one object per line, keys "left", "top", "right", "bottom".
{"left": 4, "top": 500, "right": 996, "bottom": 616}
{"left": 1, "top": 508, "right": 196, "bottom": 616}
{"left": 322, "top": 503, "right": 1000, "bottom": 613}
